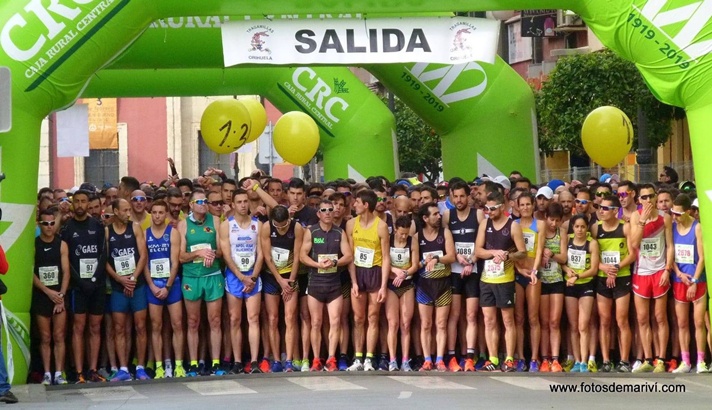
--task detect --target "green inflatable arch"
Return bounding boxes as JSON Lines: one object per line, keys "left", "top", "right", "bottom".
{"left": 0, "top": 0, "right": 711, "bottom": 383}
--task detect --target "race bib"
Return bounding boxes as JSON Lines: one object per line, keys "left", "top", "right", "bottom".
{"left": 675, "top": 244, "right": 695, "bottom": 265}
{"left": 79, "top": 258, "right": 98, "bottom": 279}
{"left": 568, "top": 249, "right": 586, "bottom": 271}
{"left": 483, "top": 259, "right": 505, "bottom": 279}
{"left": 190, "top": 243, "right": 211, "bottom": 264}
{"left": 271, "top": 247, "right": 290, "bottom": 269}
{"left": 234, "top": 251, "right": 256, "bottom": 272}
{"left": 355, "top": 246, "right": 375, "bottom": 268}
{"left": 39, "top": 266, "right": 59, "bottom": 287}
{"left": 523, "top": 232, "right": 535, "bottom": 252}
{"left": 390, "top": 247, "right": 410, "bottom": 269}
{"left": 601, "top": 251, "right": 620, "bottom": 266}
{"left": 423, "top": 250, "right": 445, "bottom": 271}
{"left": 455, "top": 242, "right": 475, "bottom": 262}
{"left": 115, "top": 255, "right": 136, "bottom": 276}
{"left": 150, "top": 258, "right": 170, "bottom": 279}
{"left": 541, "top": 260, "right": 561, "bottom": 283}
{"left": 318, "top": 254, "right": 338, "bottom": 274}
{"left": 641, "top": 237, "right": 663, "bottom": 258}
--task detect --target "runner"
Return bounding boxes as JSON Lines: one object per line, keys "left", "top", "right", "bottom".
{"left": 130, "top": 190, "right": 151, "bottom": 231}
{"left": 534, "top": 187, "right": 554, "bottom": 221}
{"left": 617, "top": 181, "right": 639, "bottom": 223}
{"left": 330, "top": 192, "right": 354, "bottom": 370}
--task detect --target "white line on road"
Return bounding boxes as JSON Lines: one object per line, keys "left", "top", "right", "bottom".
{"left": 388, "top": 376, "right": 475, "bottom": 390}
{"left": 490, "top": 376, "right": 561, "bottom": 391}
{"left": 592, "top": 378, "right": 656, "bottom": 385}
{"left": 79, "top": 386, "right": 147, "bottom": 401}
{"left": 287, "top": 376, "right": 367, "bottom": 391}
{"left": 184, "top": 380, "right": 257, "bottom": 395}
{"left": 398, "top": 391, "right": 413, "bottom": 399}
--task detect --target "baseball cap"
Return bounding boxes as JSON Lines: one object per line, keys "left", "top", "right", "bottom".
{"left": 679, "top": 180, "right": 696, "bottom": 193}
{"left": 536, "top": 186, "right": 554, "bottom": 199}
{"left": 68, "top": 186, "right": 79, "bottom": 195}
{"left": 599, "top": 173, "right": 612, "bottom": 183}
{"left": 79, "top": 182, "right": 97, "bottom": 193}
{"left": 547, "top": 179, "right": 565, "bottom": 192}
{"left": 493, "top": 175, "right": 511, "bottom": 190}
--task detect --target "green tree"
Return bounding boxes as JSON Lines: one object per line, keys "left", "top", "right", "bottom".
{"left": 537, "top": 49, "right": 683, "bottom": 156}
{"left": 386, "top": 96, "right": 442, "bottom": 181}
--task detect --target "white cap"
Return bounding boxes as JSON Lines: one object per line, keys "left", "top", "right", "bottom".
{"left": 68, "top": 186, "right": 79, "bottom": 195}
{"left": 692, "top": 198, "right": 699, "bottom": 208}
{"left": 493, "top": 175, "right": 511, "bottom": 190}
{"left": 536, "top": 186, "right": 554, "bottom": 199}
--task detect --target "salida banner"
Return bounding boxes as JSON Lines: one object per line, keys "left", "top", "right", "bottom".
{"left": 222, "top": 17, "right": 500, "bottom": 66}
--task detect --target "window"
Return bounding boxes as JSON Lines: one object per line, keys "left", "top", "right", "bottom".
{"left": 84, "top": 149, "right": 119, "bottom": 187}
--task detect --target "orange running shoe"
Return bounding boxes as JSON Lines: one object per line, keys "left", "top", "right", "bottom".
{"left": 448, "top": 357, "right": 462, "bottom": 372}
{"left": 540, "top": 359, "right": 551, "bottom": 372}
{"left": 259, "top": 358, "right": 271, "bottom": 373}
{"left": 666, "top": 358, "right": 678, "bottom": 373}
{"left": 551, "top": 359, "right": 563, "bottom": 373}
{"left": 436, "top": 360, "right": 448, "bottom": 372}
{"left": 325, "top": 357, "right": 338, "bottom": 372}
{"left": 420, "top": 360, "right": 433, "bottom": 371}
{"left": 463, "top": 358, "right": 475, "bottom": 372}
{"left": 310, "top": 358, "right": 323, "bottom": 372}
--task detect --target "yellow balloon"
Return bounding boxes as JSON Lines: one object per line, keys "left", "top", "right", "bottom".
{"left": 237, "top": 98, "right": 267, "bottom": 143}
{"left": 581, "top": 106, "right": 634, "bottom": 168}
{"left": 200, "top": 99, "right": 252, "bottom": 154}
{"left": 273, "top": 112, "right": 319, "bottom": 166}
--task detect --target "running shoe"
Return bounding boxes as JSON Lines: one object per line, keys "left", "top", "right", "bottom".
{"left": 310, "top": 358, "right": 324, "bottom": 372}
{"left": 600, "top": 361, "right": 613, "bottom": 373}
{"left": 673, "top": 362, "right": 691, "bottom": 374}
{"left": 502, "top": 359, "right": 516, "bottom": 372}
{"left": 551, "top": 360, "right": 563, "bottom": 373}
{"left": 75, "top": 373, "right": 86, "bottom": 384}
{"left": 378, "top": 356, "right": 389, "bottom": 371}
{"left": 136, "top": 368, "right": 151, "bottom": 380}
{"left": 287, "top": 361, "right": 299, "bottom": 373}
{"left": 516, "top": 359, "right": 527, "bottom": 372}
{"left": 448, "top": 356, "right": 462, "bottom": 372}
{"left": 482, "top": 361, "right": 497, "bottom": 372}
{"left": 259, "top": 358, "right": 271, "bottom": 373}
{"left": 110, "top": 370, "right": 133, "bottom": 382}
{"left": 186, "top": 365, "right": 199, "bottom": 377}
{"left": 562, "top": 359, "right": 575, "bottom": 372}
{"left": 250, "top": 361, "right": 263, "bottom": 374}
{"left": 569, "top": 362, "right": 581, "bottom": 373}
{"left": 696, "top": 362, "right": 709, "bottom": 374}
{"left": 459, "top": 358, "right": 466, "bottom": 370}
{"left": 436, "top": 360, "right": 447, "bottom": 372}
{"left": 198, "top": 363, "right": 210, "bottom": 376}
{"left": 154, "top": 367, "right": 165, "bottom": 379}
{"left": 411, "top": 356, "right": 424, "bottom": 371}
{"left": 171, "top": 365, "right": 184, "bottom": 378}
{"left": 211, "top": 363, "right": 226, "bottom": 376}
{"left": 347, "top": 358, "right": 364, "bottom": 371}
{"left": 653, "top": 359, "right": 666, "bottom": 373}
{"left": 271, "top": 361, "right": 284, "bottom": 373}
{"left": 53, "top": 373, "right": 68, "bottom": 385}
{"left": 587, "top": 360, "right": 598, "bottom": 373}
{"left": 615, "top": 361, "right": 632, "bottom": 373}
{"left": 229, "top": 362, "right": 244, "bottom": 375}
{"left": 632, "top": 359, "right": 643, "bottom": 372}
{"left": 364, "top": 358, "right": 375, "bottom": 372}
{"left": 292, "top": 359, "right": 302, "bottom": 371}
{"left": 165, "top": 366, "right": 174, "bottom": 378}
{"left": 420, "top": 360, "right": 433, "bottom": 371}
{"left": 401, "top": 359, "right": 413, "bottom": 372}
{"left": 633, "top": 360, "right": 654, "bottom": 373}
{"left": 389, "top": 360, "right": 399, "bottom": 372}
{"left": 474, "top": 357, "right": 486, "bottom": 371}
{"left": 325, "top": 357, "right": 338, "bottom": 372}
{"left": 97, "top": 368, "right": 111, "bottom": 380}
{"left": 42, "top": 374, "right": 52, "bottom": 386}
{"left": 666, "top": 358, "right": 678, "bottom": 373}
{"left": 338, "top": 355, "right": 349, "bottom": 371}
{"left": 87, "top": 369, "right": 106, "bottom": 383}
{"left": 539, "top": 359, "right": 550, "bottom": 373}
{"left": 146, "top": 366, "right": 156, "bottom": 379}
{"left": 300, "top": 359, "right": 310, "bottom": 372}
{"left": 463, "top": 358, "right": 475, "bottom": 372}
{"left": 529, "top": 360, "right": 539, "bottom": 372}
{"left": 580, "top": 363, "right": 589, "bottom": 373}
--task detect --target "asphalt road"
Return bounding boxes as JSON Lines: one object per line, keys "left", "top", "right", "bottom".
{"left": 10, "top": 371, "right": 712, "bottom": 409}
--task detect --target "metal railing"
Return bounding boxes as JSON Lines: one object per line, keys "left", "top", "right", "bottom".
{"left": 539, "top": 161, "right": 696, "bottom": 184}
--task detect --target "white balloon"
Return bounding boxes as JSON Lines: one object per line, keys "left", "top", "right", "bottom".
{"left": 489, "top": 10, "right": 517, "bottom": 21}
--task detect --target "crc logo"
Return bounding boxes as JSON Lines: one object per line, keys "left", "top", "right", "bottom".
{"left": 409, "top": 62, "right": 488, "bottom": 105}
{"left": 291, "top": 67, "right": 349, "bottom": 123}
{"left": 638, "top": 0, "right": 712, "bottom": 60}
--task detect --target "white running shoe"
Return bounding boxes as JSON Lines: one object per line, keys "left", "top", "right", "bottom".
{"left": 364, "top": 358, "right": 375, "bottom": 371}
{"left": 673, "top": 362, "right": 691, "bottom": 373}
{"left": 347, "top": 358, "right": 364, "bottom": 371}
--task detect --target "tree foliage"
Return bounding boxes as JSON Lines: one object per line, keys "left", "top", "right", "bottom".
{"left": 537, "top": 49, "right": 683, "bottom": 157}
{"left": 386, "top": 96, "right": 442, "bottom": 181}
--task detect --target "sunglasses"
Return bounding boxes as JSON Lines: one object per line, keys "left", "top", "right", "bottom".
{"left": 483, "top": 204, "right": 503, "bottom": 212}
{"left": 319, "top": 207, "right": 334, "bottom": 213}
{"left": 595, "top": 191, "right": 610, "bottom": 197}
{"left": 131, "top": 196, "right": 147, "bottom": 202}
{"left": 101, "top": 213, "right": 114, "bottom": 220}
{"left": 671, "top": 210, "right": 685, "bottom": 216}
{"left": 575, "top": 199, "right": 589, "bottom": 205}
{"left": 192, "top": 199, "right": 208, "bottom": 205}
{"left": 639, "top": 194, "right": 656, "bottom": 201}
{"left": 376, "top": 197, "right": 387, "bottom": 202}
{"left": 182, "top": 192, "right": 192, "bottom": 197}
{"left": 617, "top": 192, "right": 631, "bottom": 198}
{"left": 341, "top": 192, "right": 352, "bottom": 197}
{"left": 209, "top": 201, "right": 223, "bottom": 207}
{"left": 59, "top": 197, "right": 70, "bottom": 203}
{"left": 272, "top": 219, "right": 290, "bottom": 229}
{"left": 39, "top": 221, "right": 56, "bottom": 226}
{"left": 599, "top": 205, "right": 619, "bottom": 212}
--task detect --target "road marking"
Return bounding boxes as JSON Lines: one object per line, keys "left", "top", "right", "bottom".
{"left": 398, "top": 391, "right": 413, "bottom": 399}
{"left": 287, "top": 376, "right": 367, "bottom": 391}
{"left": 675, "top": 377, "right": 712, "bottom": 391}
{"left": 184, "top": 380, "right": 257, "bottom": 395}
{"left": 490, "top": 376, "right": 560, "bottom": 391}
{"left": 79, "top": 386, "right": 146, "bottom": 401}
{"left": 592, "top": 377, "right": 654, "bottom": 385}
{"left": 388, "top": 376, "right": 475, "bottom": 390}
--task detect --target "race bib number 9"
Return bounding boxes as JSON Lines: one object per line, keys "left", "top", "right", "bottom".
{"left": 390, "top": 247, "right": 410, "bottom": 269}
{"left": 39, "top": 266, "right": 59, "bottom": 287}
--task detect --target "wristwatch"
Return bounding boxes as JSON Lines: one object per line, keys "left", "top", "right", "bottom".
{"left": 691, "top": 278, "right": 699, "bottom": 284}
{"left": 58, "top": 292, "right": 64, "bottom": 298}
{"left": 614, "top": 264, "right": 620, "bottom": 270}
